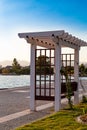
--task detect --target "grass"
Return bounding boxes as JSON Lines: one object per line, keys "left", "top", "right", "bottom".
{"left": 16, "top": 103, "right": 87, "bottom": 130}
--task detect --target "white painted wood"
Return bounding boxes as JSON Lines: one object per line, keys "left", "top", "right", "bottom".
{"left": 74, "top": 91, "right": 79, "bottom": 105}
{"left": 18, "top": 30, "right": 87, "bottom": 110}
{"left": 30, "top": 44, "right": 36, "bottom": 111}
{"left": 18, "top": 30, "right": 87, "bottom": 47}
{"left": 74, "top": 48, "right": 79, "bottom": 82}
{"left": 26, "top": 38, "right": 55, "bottom": 49}
{"left": 59, "top": 39, "right": 80, "bottom": 49}
{"left": 55, "top": 42, "right": 61, "bottom": 111}
{"left": 18, "top": 30, "right": 64, "bottom": 38}
{"left": 74, "top": 48, "right": 79, "bottom": 104}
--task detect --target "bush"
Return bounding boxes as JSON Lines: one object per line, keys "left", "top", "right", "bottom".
{"left": 82, "top": 95, "right": 87, "bottom": 103}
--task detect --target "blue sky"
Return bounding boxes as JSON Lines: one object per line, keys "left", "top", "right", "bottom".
{"left": 1, "top": 0, "right": 87, "bottom": 63}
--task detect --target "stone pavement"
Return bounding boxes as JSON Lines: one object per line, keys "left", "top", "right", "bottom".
{"left": 0, "top": 87, "right": 54, "bottom": 130}
{"left": 0, "top": 86, "right": 84, "bottom": 130}
{"left": 0, "top": 102, "right": 53, "bottom": 124}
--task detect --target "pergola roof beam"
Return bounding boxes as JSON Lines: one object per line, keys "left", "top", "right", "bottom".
{"left": 18, "top": 30, "right": 64, "bottom": 38}
{"left": 26, "top": 37, "right": 55, "bottom": 48}
{"left": 59, "top": 39, "right": 80, "bottom": 49}
{"left": 18, "top": 30, "right": 87, "bottom": 48}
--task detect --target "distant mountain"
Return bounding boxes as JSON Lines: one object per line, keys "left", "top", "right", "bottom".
{"left": 0, "top": 60, "right": 29, "bottom": 67}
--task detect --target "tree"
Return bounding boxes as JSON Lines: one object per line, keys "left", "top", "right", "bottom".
{"left": 36, "top": 55, "right": 54, "bottom": 74}
{"left": 2, "top": 68, "right": 9, "bottom": 74}
{"left": 79, "top": 64, "right": 85, "bottom": 76}
{"left": 20, "top": 66, "right": 30, "bottom": 74}
{"left": 12, "top": 58, "right": 21, "bottom": 74}
{"left": 0, "top": 65, "right": 2, "bottom": 74}
{"left": 60, "top": 66, "right": 73, "bottom": 109}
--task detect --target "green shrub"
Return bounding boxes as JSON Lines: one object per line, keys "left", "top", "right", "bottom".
{"left": 82, "top": 95, "right": 87, "bottom": 103}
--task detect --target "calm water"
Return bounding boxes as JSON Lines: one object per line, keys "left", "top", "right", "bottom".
{"left": 0, "top": 75, "right": 30, "bottom": 89}
{"left": 0, "top": 75, "right": 54, "bottom": 89}
{"left": 0, "top": 75, "right": 87, "bottom": 89}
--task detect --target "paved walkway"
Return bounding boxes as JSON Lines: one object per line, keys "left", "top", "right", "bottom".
{"left": 0, "top": 86, "right": 84, "bottom": 130}
{"left": 0, "top": 87, "right": 55, "bottom": 130}
{"left": 0, "top": 102, "right": 53, "bottom": 124}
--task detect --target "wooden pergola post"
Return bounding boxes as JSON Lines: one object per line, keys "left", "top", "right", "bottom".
{"left": 55, "top": 42, "right": 61, "bottom": 111}
{"left": 74, "top": 48, "right": 79, "bottom": 104}
{"left": 30, "top": 44, "right": 36, "bottom": 111}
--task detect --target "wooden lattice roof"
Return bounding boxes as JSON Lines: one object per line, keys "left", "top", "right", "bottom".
{"left": 18, "top": 30, "right": 87, "bottom": 49}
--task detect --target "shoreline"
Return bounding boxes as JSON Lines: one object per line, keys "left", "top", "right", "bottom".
{"left": 0, "top": 85, "right": 30, "bottom": 90}
{"left": 0, "top": 85, "right": 30, "bottom": 91}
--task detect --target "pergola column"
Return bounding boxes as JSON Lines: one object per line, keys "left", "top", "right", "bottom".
{"left": 74, "top": 48, "right": 79, "bottom": 104}
{"left": 30, "top": 44, "right": 36, "bottom": 111}
{"left": 55, "top": 42, "right": 61, "bottom": 111}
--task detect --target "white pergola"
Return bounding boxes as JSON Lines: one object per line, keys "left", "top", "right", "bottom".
{"left": 18, "top": 30, "right": 87, "bottom": 111}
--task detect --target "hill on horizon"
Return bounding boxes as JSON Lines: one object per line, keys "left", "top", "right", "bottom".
{"left": 0, "top": 60, "right": 29, "bottom": 67}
